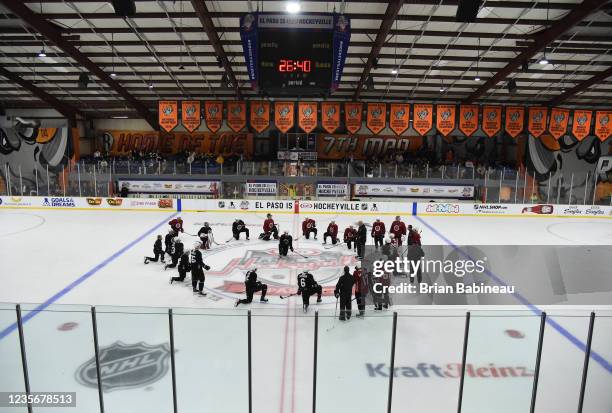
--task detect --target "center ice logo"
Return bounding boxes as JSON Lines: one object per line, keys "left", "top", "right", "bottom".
{"left": 75, "top": 341, "right": 170, "bottom": 392}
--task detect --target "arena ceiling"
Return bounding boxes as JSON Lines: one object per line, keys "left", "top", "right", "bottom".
{"left": 0, "top": 0, "right": 611, "bottom": 127}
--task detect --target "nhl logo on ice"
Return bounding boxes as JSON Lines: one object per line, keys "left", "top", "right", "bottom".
{"left": 76, "top": 341, "right": 170, "bottom": 392}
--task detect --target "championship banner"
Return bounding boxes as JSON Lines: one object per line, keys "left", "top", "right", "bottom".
{"left": 594, "top": 111, "right": 611, "bottom": 142}
{"left": 436, "top": 104, "right": 456, "bottom": 137}
{"left": 528, "top": 107, "right": 547, "bottom": 138}
{"left": 572, "top": 110, "right": 592, "bottom": 141}
{"left": 275, "top": 101, "right": 295, "bottom": 133}
{"left": 317, "top": 134, "right": 423, "bottom": 160}
{"left": 366, "top": 103, "right": 387, "bottom": 135}
{"left": 321, "top": 102, "right": 341, "bottom": 133}
{"left": 204, "top": 101, "right": 223, "bottom": 133}
{"left": 345, "top": 102, "right": 363, "bottom": 134}
{"left": 298, "top": 102, "right": 318, "bottom": 133}
{"left": 549, "top": 107, "right": 570, "bottom": 139}
{"left": 459, "top": 105, "right": 479, "bottom": 137}
{"left": 158, "top": 101, "right": 178, "bottom": 132}
{"left": 246, "top": 180, "right": 277, "bottom": 195}
{"left": 504, "top": 106, "right": 525, "bottom": 138}
{"left": 181, "top": 101, "right": 201, "bottom": 133}
{"left": 413, "top": 104, "right": 433, "bottom": 136}
{"left": 482, "top": 105, "right": 502, "bottom": 138}
{"left": 316, "top": 182, "right": 348, "bottom": 197}
{"left": 250, "top": 101, "right": 270, "bottom": 133}
{"left": 227, "top": 101, "right": 247, "bottom": 132}
{"left": 389, "top": 103, "right": 409, "bottom": 136}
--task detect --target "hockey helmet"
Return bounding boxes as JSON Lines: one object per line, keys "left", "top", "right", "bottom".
{"left": 193, "top": 242, "right": 201, "bottom": 249}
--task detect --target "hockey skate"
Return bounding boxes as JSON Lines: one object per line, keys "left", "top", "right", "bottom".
{"left": 260, "top": 298, "right": 268, "bottom": 303}
{"left": 144, "top": 257, "right": 149, "bottom": 264}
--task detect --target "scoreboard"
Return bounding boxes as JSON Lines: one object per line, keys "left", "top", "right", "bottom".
{"left": 240, "top": 13, "right": 350, "bottom": 95}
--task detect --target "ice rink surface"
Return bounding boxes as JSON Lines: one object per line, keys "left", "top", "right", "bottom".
{"left": 0, "top": 208, "right": 611, "bottom": 413}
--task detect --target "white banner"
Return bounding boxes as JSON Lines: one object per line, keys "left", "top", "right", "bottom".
{"left": 0, "top": 196, "right": 175, "bottom": 211}
{"left": 246, "top": 181, "right": 277, "bottom": 195}
{"left": 353, "top": 183, "right": 474, "bottom": 199}
{"left": 298, "top": 200, "right": 409, "bottom": 214}
{"left": 418, "top": 202, "right": 612, "bottom": 218}
{"left": 316, "top": 182, "right": 348, "bottom": 197}
{"left": 257, "top": 14, "right": 334, "bottom": 29}
{"left": 180, "top": 198, "right": 294, "bottom": 213}
{"left": 117, "top": 179, "right": 220, "bottom": 194}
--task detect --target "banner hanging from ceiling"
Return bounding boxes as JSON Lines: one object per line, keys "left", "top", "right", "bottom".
{"left": 226, "top": 101, "right": 247, "bottom": 132}
{"left": 594, "top": 111, "right": 611, "bottom": 142}
{"left": 528, "top": 107, "right": 547, "bottom": 138}
{"left": 413, "top": 104, "right": 433, "bottom": 136}
{"left": 459, "top": 105, "right": 479, "bottom": 137}
{"left": 504, "top": 106, "right": 524, "bottom": 138}
{"left": 275, "top": 101, "right": 295, "bottom": 133}
{"left": 344, "top": 102, "right": 363, "bottom": 134}
{"left": 366, "top": 103, "right": 387, "bottom": 134}
{"left": 181, "top": 101, "right": 201, "bottom": 133}
{"left": 250, "top": 101, "right": 270, "bottom": 133}
{"left": 482, "top": 105, "right": 502, "bottom": 138}
{"left": 204, "top": 101, "right": 223, "bottom": 133}
{"left": 298, "top": 102, "right": 318, "bottom": 133}
{"left": 321, "top": 102, "right": 341, "bottom": 134}
{"left": 158, "top": 101, "right": 178, "bottom": 132}
{"left": 389, "top": 103, "right": 410, "bottom": 136}
{"left": 549, "top": 107, "right": 570, "bottom": 139}
{"left": 436, "top": 104, "right": 456, "bottom": 136}
{"left": 571, "top": 110, "right": 592, "bottom": 141}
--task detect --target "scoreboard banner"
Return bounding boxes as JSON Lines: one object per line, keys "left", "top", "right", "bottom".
{"left": 239, "top": 13, "right": 259, "bottom": 89}
{"left": 331, "top": 14, "right": 351, "bottom": 91}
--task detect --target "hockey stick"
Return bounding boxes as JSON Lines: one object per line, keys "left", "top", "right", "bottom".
{"left": 292, "top": 250, "right": 309, "bottom": 259}
{"left": 280, "top": 293, "right": 298, "bottom": 299}
{"left": 326, "top": 297, "right": 339, "bottom": 332}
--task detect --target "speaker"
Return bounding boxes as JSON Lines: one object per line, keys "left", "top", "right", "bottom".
{"left": 365, "top": 75, "right": 375, "bottom": 91}
{"left": 456, "top": 0, "right": 480, "bottom": 22}
{"left": 111, "top": 0, "right": 136, "bottom": 17}
{"left": 78, "top": 73, "right": 89, "bottom": 89}
{"left": 508, "top": 79, "right": 517, "bottom": 94}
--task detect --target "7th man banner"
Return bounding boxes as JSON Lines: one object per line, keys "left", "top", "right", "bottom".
{"left": 159, "top": 101, "right": 178, "bottom": 132}
{"left": 321, "top": 102, "right": 340, "bottom": 134}
{"left": 275, "top": 102, "right": 295, "bottom": 133}
{"left": 298, "top": 102, "right": 318, "bottom": 133}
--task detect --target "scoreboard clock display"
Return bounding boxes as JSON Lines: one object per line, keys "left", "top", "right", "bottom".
{"left": 240, "top": 13, "right": 351, "bottom": 95}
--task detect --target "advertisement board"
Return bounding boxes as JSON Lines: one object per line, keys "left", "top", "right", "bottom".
{"left": 245, "top": 180, "right": 277, "bottom": 195}
{"left": 417, "top": 202, "right": 612, "bottom": 218}
{"left": 353, "top": 183, "right": 474, "bottom": 199}
{"left": 117, "top": 180, "right": 220, "bottom": 195}
{"left": 298, "top": 200, "right": 409, "bottom": 215}
{"left": 316, "top": 182, "right": 348, "bottom": 197}
{"left": 0, "top": 196, "right": 175, "bottom": 211}
{"left": 180, "top": 199, "right": 294, "bottom": 213}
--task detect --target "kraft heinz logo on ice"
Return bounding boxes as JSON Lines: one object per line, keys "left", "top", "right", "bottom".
{"left": 425, "top": 203, "right": 460, "bottom": 214}
{"left": 366, "top": 362, "right": 534, "bottom": 379}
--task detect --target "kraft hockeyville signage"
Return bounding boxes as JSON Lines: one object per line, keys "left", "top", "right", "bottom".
{"left": 365, "top": 363, "right": 534, "bottom": 379}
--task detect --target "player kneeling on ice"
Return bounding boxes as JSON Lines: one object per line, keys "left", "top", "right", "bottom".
{"left": 259, "top": 213, "right": 279, "bottom": 240}
{"left": 297, "top": 271, "right": 322, "bottom": 312}
{"left": 343, "top": 225, "right": 357, "bottom": 251}
{"left": 235, "top": 268, "right": 268, "bottom": 306}
{"left": 168, "top": 217, "right": 184, "bottom": 236}
{"left": 190, "top": 242, "right": 211, "bottom": 296}
{"left": 165, "top": 238, "right": 184, "bottom": 270}
{"left": 278, "top": 231, "right": 294, "bottom": 257}
{"left": 197, "top": 222, "right": 213, "bottom": 250}
{"left": 164, "top": 230, "right": 175, "bottom": 261}
{"left": 334, "top": 266, "right": 355, "bottom": 321}
{"left": 232, "top": 219, "right": 250, "bottom": 240}
{"left": 302, "top": 217, "right": 317, "bottom": 240}
{"left": 323, "top": 221, "right": 338, "bottom": 245}
{"left": 353, "top": 264, "right": 367, "bottom": 318}
{"left": 170, "top": 251, "right": 191, "bottom": 284}
{"left": 144, "top": 235, "right": 164, "bottom": 264}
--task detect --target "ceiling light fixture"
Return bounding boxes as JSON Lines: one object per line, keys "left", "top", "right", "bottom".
{"left": 286, "top": 1, "right": 301, "bottom": 14}
{"left": 538, "top": 54, "right": 549, "bottom": 65}
{"left": 37, "top": 48, "right": 46, "bottom": 58}
{"left": 391, "top": 68, "right": 398, "bottom": 74}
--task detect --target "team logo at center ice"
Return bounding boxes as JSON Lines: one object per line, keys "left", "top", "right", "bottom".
{"left": 76, "top": 341, "right": 170, "bottom": 392}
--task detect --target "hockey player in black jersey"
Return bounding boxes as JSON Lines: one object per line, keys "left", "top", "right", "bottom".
{"left": 164, "top": 230, "right": 174, "bottom": 260}
{"left": 334, "top": 266, "right": 355, "bottom": 321}
{"left": 164, "top": 238, "right": 184, "bottom": 270}
{"left": 190, "top": 242, "right": 211, "bottom": 296}
{"left": 170, "top": 251, "right": 190, "bottom": 284}
{"left": 297, "top": 271, "right": 322, "bottom": 312}
{"left": 144, "top": 235, "right": 164, "bottom": 264}
{"left": 278, "top": 231, "right": 294, "bottom": 257}
{"left": 232, "top": 219, "right": 250, "bottom": 240}
{"left": 235, "top": 268, "right": 268, "bottom": 306}
{"left": 197, "top": 222, "right": 213, "bottom": 250}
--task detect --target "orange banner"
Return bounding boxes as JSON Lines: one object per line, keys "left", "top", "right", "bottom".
{"left": 528, "top": 107, "right": 547, "bottom": 138}
{"left": 571, "top": 110, "right": 592, "bottom": 141}
{"left": 459, "top": 105, "right": 479, "bottom": 137}
{"left": 158, "top": 101, "right": 178, "bottom": 132}
{"left": 226, "top": 101, "right": 246, "bottom": 132}
{"left": 345, "top": 102, "right": 363, "bottom": 134}
{"left": 413, "top": 104, "right": 433, "bottom": 136}
{"left": 436, "top": 104, "right": 456, "bottom": 136}
{"left": 275, "top": 102, "right": 295, "bottom": 133}
{"left": 103, "top": 130, "right": 254, "bottom": 158}
{"left": 181, "top": 101, "right": 201, "bottom": 133}
{"left": 298, "top": 102, "right": 318, "bottom": 133}
{"left": 594, "top": 111, "right": 611, "bottom": 142}
{"left": 204, "top": 101, "right": 223, "bottom": 133}
{"left": 482, "top": 105, "right": 502, "bottom": 138}
{"left": 389, "top": 103, "right": 410, "bottom": 136}
{"left": 250, "top": 101, "right": 270, "bottom": 133}
{"left": 549, "top": 107, "right": 570, "bottom": 139}
{"left": 504, "top": 106, "right": 525, "bottom": 138}
{"left": 321, "top": 102, "right": 340, "bottom": 134}
{"left": 366, "top": 103, "right": 387, "bottom": 135}
{"left": 317, "top": 134, "right": 423, "bottom": 160}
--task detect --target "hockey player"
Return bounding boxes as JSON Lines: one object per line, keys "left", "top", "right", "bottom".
{"left": 168, "top": 217, "right": 184, "bottom": 236}
{"left": 165, "top": 238, "right": 184, "bottom": 270}
{"left": 343, "top": 225, "right": 357, "bottom": 251}
{"left": 407, "top": 225, "right": 422, "bottom": 246}
{"left": 278, "top": 231, "right": 294, "bottom": 257}
{"left": 334, "top": 266, "right": 355, "bottom": 321}
{"left": 372, "top": 271, "right": 391, "bottom": 311}
{"left": 164, "top": 230, "right": 174, "bottom": 259}
{"left": 356, "top": 221, "right": 367, "bottom": 259}
{"left": 260, "top": 213, "right": 279, "bottom": 240}
{"left": 170, "top": 251, "right": 190, "bottom": 284}
{"left": 144, "top": 235, "right": 164, "bottom": 264}
{"left": 190, "top": 242, "right": 211, "bottom": 296}
{"left": 232, "top": 219, "right": 250, "bottom": 240}
{"left": 235, "top": 268, "right": 268, "bottom": 306}
{"left": 197, "top": 222, "right": 213, "bottom": 250}
{"left": 302, "top": 217, "right": 317, "bottom": 240}
{"left": 353, "top": 264, "right": 367, "bottom": 317}
{"left": 390, "top": 216, "right": 407, "bottom": 246}
{"left": 371, "top": 218, "right": 386, "bottom": 249}
{"left": 323, "top": 221, "right": 339, "bottom": 245}
{"left": 297, "top": 271, "right": 322, "bottom": 312}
